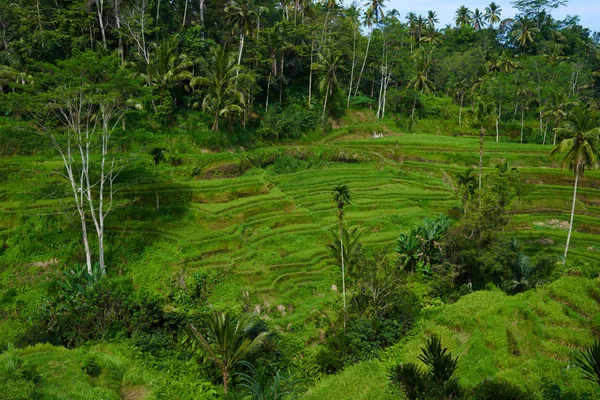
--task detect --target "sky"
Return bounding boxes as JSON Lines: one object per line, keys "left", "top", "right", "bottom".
{"left": 384, "top": 0, "right": 600, "bottom": 33}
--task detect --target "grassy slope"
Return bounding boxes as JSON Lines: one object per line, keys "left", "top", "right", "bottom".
{"left": 1, "top": 110, "right": 600, "bottom": 396}
{"left": 306, "top": 276, "right": 600, "bottom": 399}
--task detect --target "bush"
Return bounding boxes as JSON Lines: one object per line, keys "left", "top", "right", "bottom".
{"left": 24, "top": 271, "right": 169, "bottom": 348}
{"left": 470, "top": 378, "right": 535, "bottom": 400}
{"left": 258, "top": 103, "right": 318, "bottom": 139}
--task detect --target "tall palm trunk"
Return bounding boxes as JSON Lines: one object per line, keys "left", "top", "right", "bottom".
{"left": 322, "top": 83, "right": 329, "bottom": 117}
{"left": 347, "top": 24, "right": 357, "bottom": 108}
{"left": 354, "top": 32, "right": 371, "bottom": 97}
{"left": 520, "top": 108, "right": 524, "bottom": 143}
{"left": 458, "top": 93, "right": 464, "bottom": 126}
{"left": 564, "top": 171, "right": 579, "bottom": 262}
{"left": 308, "top": 38, "right": 314, "bottom": 108}
{"left": 479, "top": 128, "right": 484, "bottom": 208}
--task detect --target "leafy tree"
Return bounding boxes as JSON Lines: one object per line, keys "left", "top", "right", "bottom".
{"left": 353, "top": 0, "right": 385, "bottom": 97}
{"left": 511, "top": 0, "right": 568, "bottom": 29}
{"left": 226, "top": 0, "right": 258, "bottom": 69}
{"left": 550, "top": 122, "right": 600, "bottom": 262}
{"left": 190, "top": 311, "right": 268, "bottom": 394}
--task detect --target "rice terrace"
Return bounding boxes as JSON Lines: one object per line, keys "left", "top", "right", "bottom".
{"left": 1, "top": 0, "right": 600, "bottom": 398}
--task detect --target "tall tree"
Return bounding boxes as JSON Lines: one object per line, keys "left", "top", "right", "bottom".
{"left": 353, "top": 0, "right": 385, "bottom": 97}
{"left": 473, "top": 8, "right": 486, "bottom": 31}
{"left": 332, "top": 184, "right": 351, "bottom": 326}
{"left": 550, "top": 114, "right": 600, "bottom": 262}
{"left": 484, "top": 2, "right": 502, "bottom": 30}
{"left": 190, "top": 45, "right": 247, "bottom": 132}
{"left": 454, "top": 5, "right": 473, "bottom": 29}
{"left": 313, "top": 47, "right": 342, "bottom": 117}
{"left": 512, "top": 17, "right": 539, "bottom": 48}
{"left": 511, "top": 0, "right": 568, "bottom": 29}
{"left": 226, "top": 0, "right": 258, "bottom": 70}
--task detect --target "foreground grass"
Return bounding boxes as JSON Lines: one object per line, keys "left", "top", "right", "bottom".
{"left": 308, "top": 276, "right": 600, "bottom": 398}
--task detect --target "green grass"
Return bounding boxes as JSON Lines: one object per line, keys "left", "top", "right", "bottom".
{"left": 1, "top": 113, "right": 600, "bottom": 397}
{"left": 309, "top": 277, "right": 600, "bottom": 399}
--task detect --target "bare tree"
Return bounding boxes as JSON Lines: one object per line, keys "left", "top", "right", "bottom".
{"left": 41, "top": 88, "right": 125, "bottom": 274}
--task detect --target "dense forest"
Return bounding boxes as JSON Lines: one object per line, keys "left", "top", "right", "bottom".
{"left": 1, "top": 0, "right": 600, "bottom": 398}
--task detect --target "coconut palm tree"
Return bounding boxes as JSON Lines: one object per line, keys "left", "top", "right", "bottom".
{"left": 190, "top": 45, "right": 247, "bottom": 132}
{"left": 543, "top": 92, "right": 575, "bottom": 145}
{"left": 353, "top": 0, "right": 385, "bottom": 97}
{"left": 494, "top": 51, "right": 518, "bottom": 74}
{"left": 577, "top": 340, "right": 600, "bottom": 388}
{"left": 332, "top": 184, "right": 351, "bottom": 322}
{"left": 484, "top": 2, "right": 502, "bottom": 30}
{"left": 141, "top": 34, "right": 194, "bottom": 105}
{"left": 454, "top": 5, "right": 473, "bottom": 29}
{"left": 455, "top": 167, "right": 477, "bottom": 214}
{"left": 550, "top": 114, "right": 600, "bottom": 262}
{"left": 226, "top": 0, "right": 258, "bottom": 68}
{"left": 313, "top": 47, "right": 342, "bottom": 117}
{"left": 409, "top": 48, "right": 435, "bottom": 118}
{"left": 426, "top": 10, "right": 438, "bottom": 29}
{"left": 512, "top": 17, "right": 539, "bottom": 48}
{"left": 190, "top": 311, "right": 268, "bottom": 394}
{"left": 473, "top": 8, "right": 486, "bottom": 31}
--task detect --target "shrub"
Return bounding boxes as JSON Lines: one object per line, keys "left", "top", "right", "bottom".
{"left": 258, "top": 104, "right": 318, "bottom": 139}
{"left": 470, "top": 378, "right": 535, "bottom": 399}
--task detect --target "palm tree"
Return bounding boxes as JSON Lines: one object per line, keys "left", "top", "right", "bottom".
{"left": 577, "top": 340, "right": 600, "bottom": 388}
{"left": 141, "top": 35, "right": 194, "bottom": 106}
{"left": 426, "top": 10, "right": 438, "bottom": 29}
{"left": 353, "top": 0, "right": 385, "bottom": 97}
{"left": 484, "top": 2, "right": 502, "bottom": 30}
{"left": 409, "top": 48, "right": 435, "bottom": 118}
{"left": 454, "top": 5, "right": 473, "bottom": 29}
{"left": 190, "top": 45, "right": 247, "bottom": 132}
{"left": 550, "top": 115, "right": 600, "bottom": 262}
{"left": 313, "top": 48, "right": 342, "bottom": 117}
{"left": 150, "top": 148, "right": 165, "bottom": 213}
{"left": 494, "top": 51, "right": 518, "bottom": 74}
{"left": 473, "top": 8, "right": 486, "bottom": 31}
{"left": 190, "top": 311, "right": 268, "bottom": 394}
{"left": 512, "top": 18, "right": 539, "bottom": 48}
{"left": 332, "top": 184, "right": 351, "bottom": 322}
{"left": 542, "top": 92, "right": 575, "bottom": 145}
{"left": 455, "top": 167, "right": 477, "bottom": 214}
{"left": 226, "top": 0, "right": 258, "bottom": 68}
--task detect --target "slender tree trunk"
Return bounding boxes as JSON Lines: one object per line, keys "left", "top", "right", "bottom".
{"left": 340, "top": 235, "right": 346, "bottom": 331}
{"left": 114, "top": 0, "right": 124, "bottom": 64}
{"left": 347, "top": 23, "right": 357, "bottom": 108}
{"left": 265, "top": 72, "right": 271, "bottom": 111}
{"left": 354, "top": 32, "right": 371, "bottom": 97}
{"left": 459, "top": 93, "right": 464, "bottom": 126}
{"left": 479, "top": 128, "right": 484, "bottom": 208}
{"left": 223, "top": 367, "right": 229, "bottom": 394}
{"left": 182, "top": 0, "right": 188, "bottom": 26}
{"left": 520, "top": 108, "right": 524, "bottom": 143}
{"left": 513, "top": 101, "right": 518, "bottom": 123}
{"left": 553, "top": 120, "right": 558, "bottom": 145}
{"left": 155, "top": 164, "right": 159, "bottom": 212}
{"left": 564, "top": 171, "right": 579, "bottom": 263}
{"left": 279, "top": 53, "right": 284, "bottom": 103}
{"left": 156, "top": 0, "right": 160, "bottom": 24}
{"left": 411, "top": 93, "right": 417, "bottom": 119}
{"left": 96, "top": 0, "right": 107, "bottom": 47}
{"left": 308, "top": 38, "right": 314, "bottom": 108}
{"left": 495, "top": 118, "right": 499, "bottom": 142}
{"left": 237, "top": 31, "right": 244, "bottom": 66}
{"left": 322, "top": 83, "right": 329, "bottom": 117}
{"left": 199, "top": 0, "right": 205, "bottom": 28}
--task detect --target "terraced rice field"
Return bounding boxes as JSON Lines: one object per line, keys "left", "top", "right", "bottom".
{"left": 1, "top": 130, "right": 600, "bottom": 338}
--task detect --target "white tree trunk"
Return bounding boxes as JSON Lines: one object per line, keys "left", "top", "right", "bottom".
{"left": 564, "top": 171, "right": 579, "bottom": 263}
{"left": 347, "top": 23, "right": 357, "bottom": 108}
{"left": 354, "top": 32, "right": 371, "bottom": 97}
